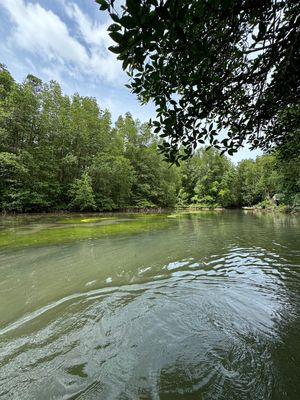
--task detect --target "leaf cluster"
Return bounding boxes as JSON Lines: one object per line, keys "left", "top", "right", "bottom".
{"left": 99, "top": 0, "right": 300, "bottom": 162}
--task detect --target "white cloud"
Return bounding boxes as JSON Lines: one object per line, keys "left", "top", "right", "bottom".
{"left": 0, "top": 0, "right": 124, "bottom": 84}
{"left": 64, "top": 1, "right": 123, "bottom": 83}
{"left": 65, "top": 2, "right": 110, "bottom": 47}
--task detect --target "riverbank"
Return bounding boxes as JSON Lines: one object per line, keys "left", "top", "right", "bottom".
{"left": 1, "top": 204, "right": 299, "bottom": 216}
{"left": 242, "top": 205, "right": 300, "bottom": 214}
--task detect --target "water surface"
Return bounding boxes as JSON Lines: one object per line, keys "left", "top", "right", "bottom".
{"left": 0, "top": 211, "right": 300, "bottom": 399}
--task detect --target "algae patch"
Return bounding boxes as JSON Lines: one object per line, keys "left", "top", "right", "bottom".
{"left": 0, "top": 216, "right": 171, "bottom": 249}
{"left": 167, "top": 210, "right": 221, "bottom": 218}
{"left": 58, "top": 216, "right": 114, "bottom": 224}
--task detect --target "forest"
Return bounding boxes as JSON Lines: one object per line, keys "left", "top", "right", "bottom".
{"left": 0, "top": 64, "right": 299, "bottom": 213}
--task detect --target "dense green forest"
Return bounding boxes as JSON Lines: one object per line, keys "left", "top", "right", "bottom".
{"left": 0, "top": 64, "right": 299, "bottom": 212}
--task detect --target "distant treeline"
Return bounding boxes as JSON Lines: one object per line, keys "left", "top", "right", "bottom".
{"left": 0, "top": 64, "right": 299, "bottom": 212}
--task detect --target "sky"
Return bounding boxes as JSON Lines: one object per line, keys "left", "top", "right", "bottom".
{"left": 0, "top": 0, "right": 261, "bottom": 162}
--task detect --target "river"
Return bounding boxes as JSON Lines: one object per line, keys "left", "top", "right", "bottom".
{"left": 0, "top": 211, "right": 299, "bottom": 399}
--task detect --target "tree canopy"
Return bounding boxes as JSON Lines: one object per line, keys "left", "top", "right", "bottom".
{"left": 0, "top": 64, "right": 298, "bottom": 211}
{"left": 0, "top": 64, "right": 180, "bottom": 212}
{"left": 97, "top": 0, "right": 300, "bottom": 162}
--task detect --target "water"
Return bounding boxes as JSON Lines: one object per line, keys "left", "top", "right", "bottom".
{"left": 0, "top": 211, "right": 299, "bottom": 399}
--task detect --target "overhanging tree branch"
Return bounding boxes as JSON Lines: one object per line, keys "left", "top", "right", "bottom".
{"left": 97, "top": 0, "right": 300, "bottom": 162}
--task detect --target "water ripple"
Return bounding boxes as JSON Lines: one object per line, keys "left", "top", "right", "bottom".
{"left": 1, "top": 212, "right": 300, "bottom": 399}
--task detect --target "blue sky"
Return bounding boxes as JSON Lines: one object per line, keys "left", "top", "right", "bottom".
{"left": 0, "top": 0, "right": 261, "bottom": 162}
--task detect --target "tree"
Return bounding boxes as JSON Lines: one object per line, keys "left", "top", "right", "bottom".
{"left": 273, "top": 104, "right": 300, "bottom": 204}
{"left": 0, "top": 64, "right": 15, "bottom": 101}
{"left": 97, "top": 0, "right": 300, "bottom": 162}
{"left": 275, "top": 129, "right": 300, "bottom": 204}
{"left": 90, "top": 154, "right": 134, "bottom": 209}
{"left": 235, "top": 155, "right": 281, "bottom": 206}
{"left": 0, "top": 65, "right": 16, "bottom": 152}
{"left": 181, "top": 148, "right": 237, "bottom": 207}
{"left": 255, "top": 155, "right": 280, "bottom": 199}
{"left": 0, "top": 152, "right": 28, "bottom": 211}
{"left": 69, "top": 172, "right": 96, "bottom": 211}
{"left": 2, "top": 63, "right": 297, "bottom": 212}
{"left": 236, "top": 159, "right": 261, "bottom": 206}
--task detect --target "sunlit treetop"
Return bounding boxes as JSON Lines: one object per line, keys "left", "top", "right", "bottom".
{"left": 96, "top": 0, "right": 300, "bottom": 163}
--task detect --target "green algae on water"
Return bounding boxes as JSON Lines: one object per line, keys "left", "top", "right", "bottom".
{"left": 0, "top": 216, "right": 172, "bottom": 249}
{"left": 58, "top": 216, "right": 115, "bottom": 224}
{"left": 167, "top": 210, "right": 223, "bottom": 218}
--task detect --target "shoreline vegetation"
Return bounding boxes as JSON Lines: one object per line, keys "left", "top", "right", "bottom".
{"left": 1, "top": 65, "right": 299, "bottom": 215}
{"left": 1, "top": 205, "right": 299, "bottom": 216}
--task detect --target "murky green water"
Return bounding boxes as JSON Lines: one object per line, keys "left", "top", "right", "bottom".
{"left": 0, "top": 211, "right": 300, "bottom": 399}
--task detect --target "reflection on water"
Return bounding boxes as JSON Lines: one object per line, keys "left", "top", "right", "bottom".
{"left": 0, "top": 211, "right": 300, "bottom": 399}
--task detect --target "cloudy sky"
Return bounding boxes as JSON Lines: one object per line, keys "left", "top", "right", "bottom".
{"left": 0, "top": 0, "right": 260, "bottom": 162}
